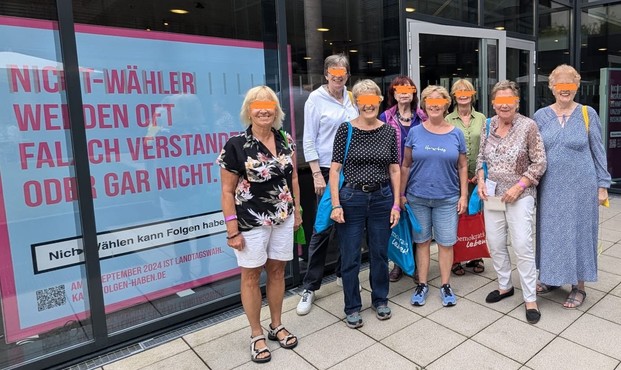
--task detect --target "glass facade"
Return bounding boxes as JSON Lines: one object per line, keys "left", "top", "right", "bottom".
{"left": 0, "top": 0, "right": 619, "bottom": 368}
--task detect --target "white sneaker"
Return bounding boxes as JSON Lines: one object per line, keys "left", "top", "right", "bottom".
{"left": 296, "top": 289, "right": 314, "bottom": 315}
{"left": 336, "top": 277, "right": 362, "bottom": 292}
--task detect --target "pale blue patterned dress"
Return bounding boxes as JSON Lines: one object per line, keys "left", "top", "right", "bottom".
{"left": 533, "top": 104, "right": 611, "bottom": 285}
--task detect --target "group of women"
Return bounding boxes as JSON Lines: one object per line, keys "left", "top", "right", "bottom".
{"left": 218, "top": 54, "right": 611, "bottom": 363}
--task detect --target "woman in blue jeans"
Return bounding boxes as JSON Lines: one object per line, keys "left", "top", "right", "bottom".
{"left": 329, "top": 79, "right": 401, "bottom": 329}
{"left": 400, "top": 85, "right": 468, "bottom": 307}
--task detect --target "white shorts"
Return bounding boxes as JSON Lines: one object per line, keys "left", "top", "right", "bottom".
{"left": 234, "top": 215, "right": 294, "bottom": 268}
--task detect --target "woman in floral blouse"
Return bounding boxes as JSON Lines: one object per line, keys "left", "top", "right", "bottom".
{"left": 218, "top": 86, "right": 302, "bottom": 363}
{"left": 477, "top": 80, "right": 547, "bottom": 324}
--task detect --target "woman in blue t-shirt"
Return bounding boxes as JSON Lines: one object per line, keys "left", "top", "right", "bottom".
{"left": 399, "top": 85, "right": 468, "bottom": 308}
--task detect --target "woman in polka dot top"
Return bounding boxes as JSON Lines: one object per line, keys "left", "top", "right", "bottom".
{"left": 328, "top": 79, "right": 401, "bottom": 329}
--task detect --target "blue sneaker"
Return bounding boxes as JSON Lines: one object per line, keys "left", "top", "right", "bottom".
{"left": 440, "top": 284, "right": 457, "bottom": 307}
{"left": 410, "top": 283, "right": 429, "bottom": 306}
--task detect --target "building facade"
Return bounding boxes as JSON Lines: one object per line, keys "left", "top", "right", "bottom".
{"left": 0, "top": 0, "right": 618, "bottom": 368}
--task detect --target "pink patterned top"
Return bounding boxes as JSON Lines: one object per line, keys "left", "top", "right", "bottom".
{"left": 476, "top": 113, "right": 547, "bottom": 200}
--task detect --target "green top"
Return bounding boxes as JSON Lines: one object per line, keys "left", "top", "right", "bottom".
{"left": 446, "top": 108, "right": 486, "bottom": 178}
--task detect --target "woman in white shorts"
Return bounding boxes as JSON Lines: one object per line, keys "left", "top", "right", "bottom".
{"left": 218, "top": 86, "right": 302, "bottom": 364}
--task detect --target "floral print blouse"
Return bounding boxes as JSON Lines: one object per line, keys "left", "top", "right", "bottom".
{"left": 217, "top": 126, "right": 296, "bottom": 231}
{"left": 476, "top": 113, "right": 547, "bottom": 200}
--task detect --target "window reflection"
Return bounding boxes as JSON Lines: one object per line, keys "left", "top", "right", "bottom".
{"left": 484, "top": 0, "right": 534, "bottom": 35}
{"left": 537, "top": 3, "right": 570, "bottom": 110}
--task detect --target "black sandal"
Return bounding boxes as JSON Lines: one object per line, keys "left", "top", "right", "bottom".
{"left": 451, "top": 263, "right": 465, "bottom": 276}
{"left": 250, "top": 335, "right": 271, "bottom": 363}
{"left": 466, "top": 259, "right": 485, "bottom": 273}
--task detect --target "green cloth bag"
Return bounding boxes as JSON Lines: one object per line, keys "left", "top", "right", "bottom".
{"left": 294, "top": 206, "right": 306, "bottom": 245}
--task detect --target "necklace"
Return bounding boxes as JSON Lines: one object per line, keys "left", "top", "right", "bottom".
{"left": 324, "top": 85, "right": 343, "bottom": 101}
{"left": 396, "top": 110, "right": 412, "bottom": 122}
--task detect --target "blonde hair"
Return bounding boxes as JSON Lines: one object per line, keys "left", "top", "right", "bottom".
{"left": 420, "top": 85, "right": 451, "bottom": 114}
{"left": 239, "top": 86, "right": 285, "bottom": 129}
{"left": 352, "top": 79, "right": 383, "bottom": 100}
{"left": 450, "top": 79, "right": 477, "bottom": 106}
{"left": 548, "top": 64, "right": 581, "bottom": 89}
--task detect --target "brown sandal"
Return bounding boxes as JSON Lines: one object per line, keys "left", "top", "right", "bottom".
{"left": 466, "top": 259, "right": 485, "bottom": 273}
{"left": 563, "top": 287, "right": 586, "bottom": 309}
{"left": 451, "top": 263, "right": 465, "bottom": 276}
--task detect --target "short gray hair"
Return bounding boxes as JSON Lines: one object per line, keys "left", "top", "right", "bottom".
{"left": 324, "top": 54, "right": 350, "bottom": 75}
{"left": 352, "top": 79, "right": 382, "bottom": 100}
{"left": 491, "top": 80, "right": 520, "bottom": 100}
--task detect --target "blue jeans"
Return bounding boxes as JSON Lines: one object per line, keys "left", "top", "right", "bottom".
{"left": 336, "top": 184, "right": 393, "bottom": 315}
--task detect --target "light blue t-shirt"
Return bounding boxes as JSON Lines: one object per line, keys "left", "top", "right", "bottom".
{"left": 404, "top": 124, "right": 466, "bottom": 199}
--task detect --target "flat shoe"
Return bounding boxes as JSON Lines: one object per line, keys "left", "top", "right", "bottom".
{"left": 485, "top": 287, "right": 515, "bottom": 303}
{"left": 526, "top": 308, "right": 541, "bottom": 324}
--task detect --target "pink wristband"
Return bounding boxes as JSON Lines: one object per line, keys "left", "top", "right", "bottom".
{"left": 392, "top": 205, "right": 401, "bottom": 211}
{"left": 517, "top": 180, "right": 527, "bottom": 190}
{"left": 224, "top": 214, "right": 238, "bottom": 222}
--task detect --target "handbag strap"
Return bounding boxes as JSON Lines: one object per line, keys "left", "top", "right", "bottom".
{"left": 482, "top": 118, "right": 491, "bottom": 179}
{"left": 582, "top": 105, "right": 589, "bottom": 132}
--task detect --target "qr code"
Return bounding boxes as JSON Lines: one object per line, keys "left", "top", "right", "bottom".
{"left": 36, "top": 285, "right": 66, "bottom": 311}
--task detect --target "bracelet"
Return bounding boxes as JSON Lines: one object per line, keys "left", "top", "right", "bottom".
{"left": 224, "top": 214, "right": 237, "bottom": 222}
{"left": 226, "top": 231, "right": 241, "bottom": 239}
{"left": 392, "top": 205, "right": 401, "bottom": 211}
{"left": 400, "top": 193, "right": 406, "bottom": 197}
{"left": 517, "top": 180, "right": 527, "bottom": 190}
{"left": 331, "top": 205, "right": 342, "bottom": 210}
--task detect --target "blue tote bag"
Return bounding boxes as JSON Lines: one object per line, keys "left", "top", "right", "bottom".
{"left": 313, "top": 122, "right": 353, "bottom": 233}
{"left": 468, "top": 118, "right": 491, "bottom": 215}
{"left": 388, "top": 203, "right": 421, "bottom": 276}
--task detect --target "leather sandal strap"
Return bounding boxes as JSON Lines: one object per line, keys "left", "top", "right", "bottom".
{"left": 250, "top": 334, "right": 266, "bottom": 344}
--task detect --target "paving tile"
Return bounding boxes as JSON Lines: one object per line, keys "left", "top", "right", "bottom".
{"left": 599, "top": 254, "right": 621, "bottom": 276}
{"left": 139, "top": 350, "right": 208, "bottom": 370}
{"left": 600, "top": 227, "right": 621, "bottom": 244}
{"left": 358, "top": 303, "right": 422, "bottom": 341}
{"left": 390, "top": 288, "right": 444, "bottom": 317}
{"left": 387, "top": 272, "right": 417, "bottom": 298}
{"left": 601, "top": 217, "right": 621, "bottom": 231}
{"left": 430, "top": 272, "right": 493, "bottom": 297}
{"left": 382, "top": 318, "right": 466, "bottom": 367}
{"left": 184, "top": 314, "right": 249, "bottom": 347}
{"left": 599, "top": 240, "right": 616, "bottom": 253}
{"left": 588, "top": 294, "right": 621, "bottom": 325}
{"left": 586, "top": 269, "right": 621, "bottom": 293}
{"left": 313, "top": 288, "right": 371, "bottom": 320}
{"left": 233, "top": 347, "right": 315, "bottom": 370}
{"left": 426, "top": 339, "right": 521, "bottom": 370}
{"left": 611, "top": 282, "right": 621, "bottom": 298}
{"left": 329, "top": 343, "right": 417, "bottom": 370}
{"left": 465, "top": 281, "right": 523, "bottom": 314}
{"left": 294, "top": 322, "right": 375, "bottom": 369}
{"left": 103, "top": 339, "right": 190, "bottom": 370}
{"left": 527, "top": 337, "right": 619, "bottom": 370}
{"left": 507, "top": 294, "right": 583, "bottom": 335}
{"left": 561, "top": 314, "right": 621, "bottom": 360}
{"left": 472, "top": 316, "right": 555, "bottom": 363}
{"left": 261, "top": 304, "right": 339, "bottom": 339}
{"left": 427, "top": 298, "right": 503, "bottom": 337}
{"left": 602, "top": 242, "right": 621, "bottom": 259}
{"left": 194, "top": 327, "right": 278, "bottom": 370}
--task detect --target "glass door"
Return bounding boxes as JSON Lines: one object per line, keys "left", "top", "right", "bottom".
{"left": 507, "top": 38, "right": 536, "bottom": 116}
{"left": 407, "top": 20, "right": 506, "bottom": 117}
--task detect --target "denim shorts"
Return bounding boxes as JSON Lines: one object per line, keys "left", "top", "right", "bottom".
{"left": 406, "top": 195, "right": 459, "bottom": 246}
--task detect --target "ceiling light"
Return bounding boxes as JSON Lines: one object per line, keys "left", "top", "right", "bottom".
{"left": 405, "top": 7, "right": 415, "bottom": 12}
{"left": 380, "top": 68, "right": 386, "bottom": 71}
{"left": 317, "top": 27, "right": 330, "bottom": 32}
{"left": 495, "top": 26, "right": 505, "bottom": 30}
{"left": 554, "top": 39, "right": 559, "bottom": 42}
{"left": 456, "top": 68, "right": 463, "bottom": 71}
{"left": 598, "top": 48, "right": 607, "bottom": 51}
{"left": 349, "top": 49, "right": 358, "bottom": 53}
{"left": 170, "top": 9, "right": 189, "bottom": 14}
{"left": 367, "top": 61, "right": 374, "bottom": 64}
{"left": 303, "top": 57, "right": 311, "bottom": 60}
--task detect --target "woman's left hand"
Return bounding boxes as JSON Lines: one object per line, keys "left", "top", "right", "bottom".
{"left": 598, "top": 188, "right": 608, "bottom": 205}
{"left": 457, "top": 196, "right": 468, "bottom": 215}
{"left": 501, "top": 184, "right": 523, "bottom": 204}
{"left": 390, "top": 209, "right": 400, "bottom": 229}
{"left": 294, "top": 209, "right": 303, "bottom": 230}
